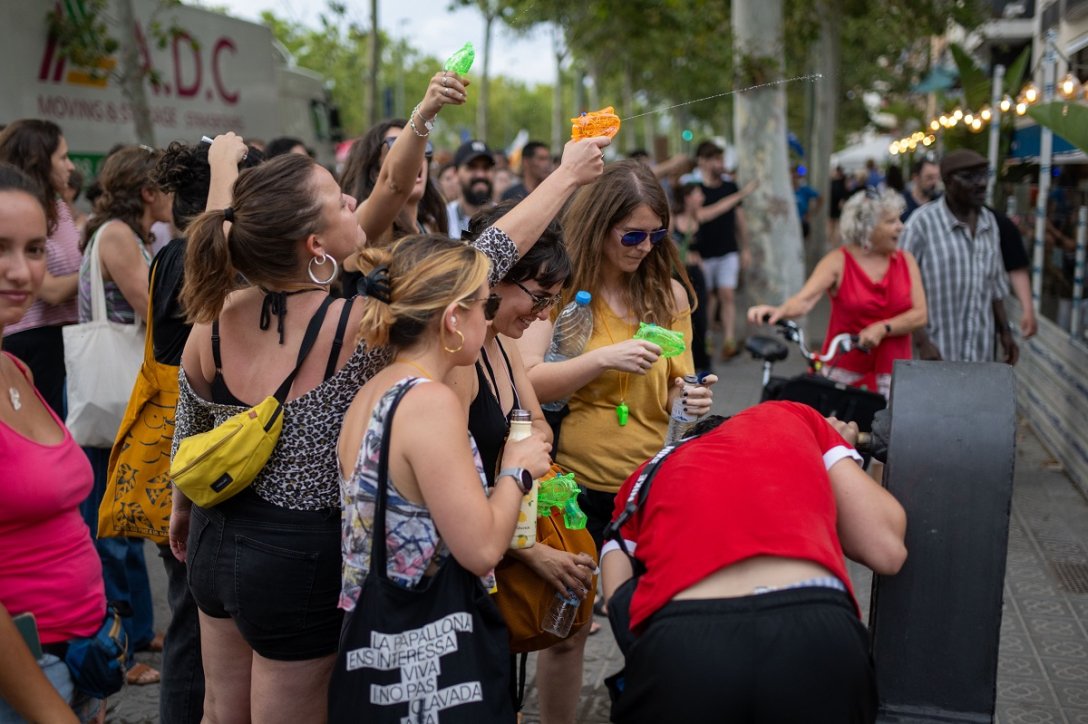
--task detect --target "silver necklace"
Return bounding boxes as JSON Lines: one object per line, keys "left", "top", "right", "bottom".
{"left": 8, "top": 385, "right": 20, "bottom": 411}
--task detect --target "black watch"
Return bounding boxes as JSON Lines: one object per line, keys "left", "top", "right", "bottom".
{"left": 498, "top": 467, "right": 533, "bottom": 495}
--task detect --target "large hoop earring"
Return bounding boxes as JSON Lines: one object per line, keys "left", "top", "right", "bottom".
{"left": 308, "top": 254, "right": 339, "bottom": 285}
{"left": 442, "top": 329, "right": 465, "bottom": 354}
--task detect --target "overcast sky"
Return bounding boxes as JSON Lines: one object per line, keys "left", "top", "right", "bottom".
{"left": 218, "top": 0, "right": 557, "bottom": 86}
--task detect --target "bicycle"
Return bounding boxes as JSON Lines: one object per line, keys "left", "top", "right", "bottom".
{"left": 745, "top": 318, "right": 887, "bottom": 434}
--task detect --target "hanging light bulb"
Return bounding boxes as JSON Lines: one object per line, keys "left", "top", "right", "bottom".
{"left": 979, "top": 106, "right": 992, "bottom": 122}
{"left": 889, "top": 142, "right": 900, "bottom": 155}
{"left": 1022, "top": 81, "right": 1040, "bottom": 104}
{"left": 1059, "top": 73, "right": 1081, "bottom": 99}
{"left": 970, "top": 117, "right": 984, "bottom": 132}
{"left": 948, "top": 114, "right": 960, "bottom": 127}
{"left": 922, "top": 136, "right": 933, "bottom": 146}
{"left": 930, "top": 119, "right": 940, "bottom": 132}
{"left": 999, "top": 95, "right": 1013, "bottom": 113}
{"left": 939, "top": 114, "right": 950, "bottom": 127}
{"left": 1015, "top": 101, "right": 1029, "bottom": 116}
{"left": 952, "top": 109, "right": 964, "bottom": 121}
{"left": 964, "top": 113, "right": 975, "bottom": 125}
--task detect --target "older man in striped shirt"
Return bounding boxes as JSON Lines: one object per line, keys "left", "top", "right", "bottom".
{"left": 899, "top": 150, "right": 1018, "bottom": 364}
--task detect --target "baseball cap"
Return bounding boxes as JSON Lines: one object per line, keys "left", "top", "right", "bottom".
{"left": 454, "top": 140, "right": 494, "bottom": 168}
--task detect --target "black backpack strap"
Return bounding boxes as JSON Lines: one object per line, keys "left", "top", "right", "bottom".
{"left": 324, "top": 298, "right": 354, "bottom": 382}
{"left": 271, "top": 295, "right": 335, "bottom": 404}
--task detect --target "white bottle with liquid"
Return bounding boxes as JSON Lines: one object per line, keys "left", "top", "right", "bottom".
{"left": 507, "top": 409, "right": 538, "bottom": 549}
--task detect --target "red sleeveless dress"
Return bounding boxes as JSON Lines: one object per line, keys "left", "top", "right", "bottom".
{"left": 822, "top": 248, "right": 913, "bottom": 391}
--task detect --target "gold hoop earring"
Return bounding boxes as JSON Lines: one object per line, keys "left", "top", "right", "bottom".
{"left": 443, "top": 329, "right": 465, "bottom": 354}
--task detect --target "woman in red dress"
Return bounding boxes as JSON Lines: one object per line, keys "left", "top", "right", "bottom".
{"left": 747, "top": 188, "right": 927, "bottom": 399}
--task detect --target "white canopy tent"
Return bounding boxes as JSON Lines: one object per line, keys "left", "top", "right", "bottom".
{"left": 830, "top": 134, "right": 894, "bottom": 173}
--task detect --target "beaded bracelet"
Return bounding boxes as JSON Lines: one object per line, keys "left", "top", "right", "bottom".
{"left": 409, "top": 104, "right": 435, "bottom": 137}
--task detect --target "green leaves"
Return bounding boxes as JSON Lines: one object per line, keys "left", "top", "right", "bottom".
{"left": 1027, "top": 102, "right": 1088, "bottom": 155}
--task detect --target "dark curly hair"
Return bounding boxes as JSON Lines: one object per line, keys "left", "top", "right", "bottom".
{"left": 0, "top": 119, "right": 65, "bottom": 234}
{"left": 338, "top": 120, "right": 448, "bottom": 239}
{"left": 154, "top": 141, "right": 264, "bottom": 231}
{"left": 467, "top": 199, "right": 571, "bottom": 289}
{"left": 83, "top": 145, "right": 162, "bottom": 251}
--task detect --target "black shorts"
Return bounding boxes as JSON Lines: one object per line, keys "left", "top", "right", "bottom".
{"left": 577, "top": 487, "right": 617, "bottom": 554}
{"left": 187, "top": 489, "right": 343, "bottom": 661}
{"left": 613, "top": 587, "right": 877, "bottom": 724}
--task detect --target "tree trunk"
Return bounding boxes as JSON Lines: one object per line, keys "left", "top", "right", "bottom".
{"left": 621, "top": 62, "right": 636, "bottom": 154}
{"left": 806, "top": 0, "right": 842, "bottom": 271}
{"left": 732, "top": 0, "right": 804, "bottom": 307}
{"left": 368, "top": 0, "right": 380, "bottom": 125}
{"left": 478, "top": 12, "right": 494, "bottom": 141}
{"left": 552, "top": 26, "right": 564, "bottom": 153}
{"left": 116, "top": 0, "right": 154, "bottom": 146}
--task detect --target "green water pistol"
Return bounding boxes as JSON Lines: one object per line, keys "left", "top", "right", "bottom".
{"left": 443, "top": 42, "right": 476, "bottom": 74}
{"left": 537, "top": 472, "right": 588, "bottom": 530}
{"left": 633, "top": 322, "right": 686, "bottom": 358}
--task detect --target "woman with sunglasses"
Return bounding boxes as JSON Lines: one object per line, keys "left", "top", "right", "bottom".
{"left": 746, "top": 188, "right": 927, "bottom": 400}
{"left": 335, "top": 235, "right": 552, "bottom": 718}
{"left": 449, "top": 202, "right": 597, "bottom": 724}
{"left": 519, "top": 160, "right": 718, "bottom": 555}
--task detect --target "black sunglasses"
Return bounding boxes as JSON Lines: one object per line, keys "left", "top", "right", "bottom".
{"left": 511, "top": 280, "right": 562, "bottom": 315}
{"left": 461, "top": 293, "right": 501, "bottom": 321}
{"left": 382, "top": 136, "right": 433, "bottom": 160}
{"left": 618, "top": 228, "right": 668, "bottom": 246}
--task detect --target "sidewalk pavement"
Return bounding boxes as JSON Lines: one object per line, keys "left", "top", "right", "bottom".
{"left": 107, "top": 340, "right": 1088, "bottom": 723}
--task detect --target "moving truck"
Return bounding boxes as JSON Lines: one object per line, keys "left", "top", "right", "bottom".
{"left": 0, "top": 0, "right": 339, "bottom": 176}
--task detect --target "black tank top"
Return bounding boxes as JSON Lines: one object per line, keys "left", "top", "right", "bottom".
{"left": 210, "top": 297, "right": 353, "bottom": 406}
{"left": 467, "top": 339, "right": 521, "bottom": 486}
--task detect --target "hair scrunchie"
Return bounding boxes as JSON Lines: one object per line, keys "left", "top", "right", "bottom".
{"left": 223, "top": 207, "right": 235, "bottom": 223}
{"left": 356, "top": 265, "right": 392, "bottom": 304}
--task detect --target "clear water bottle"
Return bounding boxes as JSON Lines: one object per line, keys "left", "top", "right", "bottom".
{"left": 541, "top": 291, "right": 593, "bottom": 412}
{"left": 541, "top": 588, "right": 580, "bottom": 638}
{"left": 665, "top": 374, "right": 701, "bottom": 444}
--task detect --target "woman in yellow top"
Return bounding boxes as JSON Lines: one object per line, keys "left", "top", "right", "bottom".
{"left": 520, "top": 160, "right": 718, "bottom": 550}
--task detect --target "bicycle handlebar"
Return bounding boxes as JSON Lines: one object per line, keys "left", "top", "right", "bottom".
{"left": 758, "top": 315, "right": 865, "bottom": 364}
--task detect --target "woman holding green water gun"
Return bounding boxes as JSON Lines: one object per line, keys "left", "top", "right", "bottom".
{"left": 519, "top": 160, "right": 718, "bottom": 554}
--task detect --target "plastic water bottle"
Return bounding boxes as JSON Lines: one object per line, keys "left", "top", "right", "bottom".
{"left": 541, "top": 588, "right": 580, "bottom": 638}
{"left": 665, "top": 374, "right": 701, "bottom": 444}
{"left": 508, "top": 410, "right": 538, "bottom": 550}
{"left": 541, "top": 291, "right": 593, "bottom": 412}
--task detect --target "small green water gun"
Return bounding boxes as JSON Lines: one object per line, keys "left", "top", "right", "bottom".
{"left": 537, "top": 472, "right": 587, "bottom": 530}
{"left": 633, "top": 322, "right": 685, "bottom": 358}
{"left": 443, "top": 42, "right": 476, "bottom": 74}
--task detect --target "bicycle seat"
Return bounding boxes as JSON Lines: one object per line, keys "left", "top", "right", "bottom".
{"left": 745, "top": 335, "right": 788, "bottom": 362}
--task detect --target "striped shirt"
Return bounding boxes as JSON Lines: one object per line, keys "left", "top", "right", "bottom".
{"left": 3, "top": 200, "right": 82, "bottom": 335}
{"left": 899, "top": 198, "right": 1009, "bottom": 362}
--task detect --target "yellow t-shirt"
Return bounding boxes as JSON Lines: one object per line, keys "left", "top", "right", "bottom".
{"left": 556, "top": 304, "right": 694, "bottom": 494}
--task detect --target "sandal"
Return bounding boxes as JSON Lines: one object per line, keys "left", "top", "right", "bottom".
{"left": 589, "top": 621, "right": 602, "bottom": 635}
{"left": 125, "top": 662, "right": 161, "bottom": 686}
{"left": 140, "top": 631, "right": 165, "bottom": 653}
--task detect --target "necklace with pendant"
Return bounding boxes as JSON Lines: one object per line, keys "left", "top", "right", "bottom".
{"left": 601, "top": 307, "right": 633, "bottom": 427}
{"left": 8, "top": 386, "right": 20, "bottom": 411}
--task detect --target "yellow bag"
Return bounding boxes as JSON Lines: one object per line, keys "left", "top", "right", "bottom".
{"left": 170, "top": 296, "right": 332, "bottom": 508}
{"left": 98, "top": 265, "right": 177, "bottom": 545}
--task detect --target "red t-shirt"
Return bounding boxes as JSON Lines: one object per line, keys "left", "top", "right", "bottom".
{"left": 823, "top": 248, "right": 913, "bottom": 387}
{"left": 612, "top": 401, "right": 861, "bottom": 631}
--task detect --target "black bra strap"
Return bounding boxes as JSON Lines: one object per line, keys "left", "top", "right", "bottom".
{"left": 211, "top": 321, "right": 223, "bottom": 373}
{"left": 324, "top": 299, "right": 354, "bottom": 382}
{"left": 495, "top": 338, "right": 521, "bottom": 411}
{"left": 480, "top": 339, "right": 522, "bottom": 415}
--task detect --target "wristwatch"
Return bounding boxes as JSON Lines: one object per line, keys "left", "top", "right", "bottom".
{"left": 498, "top": 467, "right": 533, "bottom": 495}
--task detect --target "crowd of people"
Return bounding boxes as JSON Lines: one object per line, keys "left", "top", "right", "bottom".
{"left": 0, "top": 65, "right": 1035, "bottom": 722}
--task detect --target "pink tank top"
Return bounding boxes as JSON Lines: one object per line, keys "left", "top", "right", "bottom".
{"left": 823, "top": 249, "right": 913, "bottom": 387}
{"left": 0, "top": 352, "right": 105, "bottom": 643}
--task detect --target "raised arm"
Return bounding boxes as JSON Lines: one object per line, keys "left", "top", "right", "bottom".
{"left": 492, "top": 137, "right": 609, "bottom": 258}
{"left": 695, "top": 179, "right": 758, "bottom": 223}
{"left": 355, "top": 72, "right": 466, "bottom": 241}
{"left": 205, "top": 133, "right": 249, "bottom": 212}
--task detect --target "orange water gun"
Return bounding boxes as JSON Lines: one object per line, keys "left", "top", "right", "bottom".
{"left": 570, "top": 106, "right": 621, "bottom": 141}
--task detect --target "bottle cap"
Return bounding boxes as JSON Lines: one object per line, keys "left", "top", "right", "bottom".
{"left": 575, "top": 290, "right": 591, "bottom": 306}
{"left": 510, "top": 409, "right": 531, "bottom": 423}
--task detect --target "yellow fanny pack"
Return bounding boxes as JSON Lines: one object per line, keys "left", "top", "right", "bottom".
{"left": 171, "top": 296, "right": 333, "bottom": 508}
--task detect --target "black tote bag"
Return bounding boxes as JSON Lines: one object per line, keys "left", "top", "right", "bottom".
{"left": 329, "top": 381, "right": 515, "bottom": 724}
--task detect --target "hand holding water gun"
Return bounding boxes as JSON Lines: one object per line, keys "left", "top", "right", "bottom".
{"left": 633, "top": 323, "right": 686, "bottom": 358}
{"left": 444, "top": 42, "right": 476, "bottom": 74}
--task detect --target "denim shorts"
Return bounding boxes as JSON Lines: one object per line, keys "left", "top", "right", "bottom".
{"left": 187, "top": 489, "right": 342, "bottom": 661}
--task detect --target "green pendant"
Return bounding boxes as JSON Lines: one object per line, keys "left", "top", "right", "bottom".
{"left": 616, "top": 402, "right": 629, "bottom": 426}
